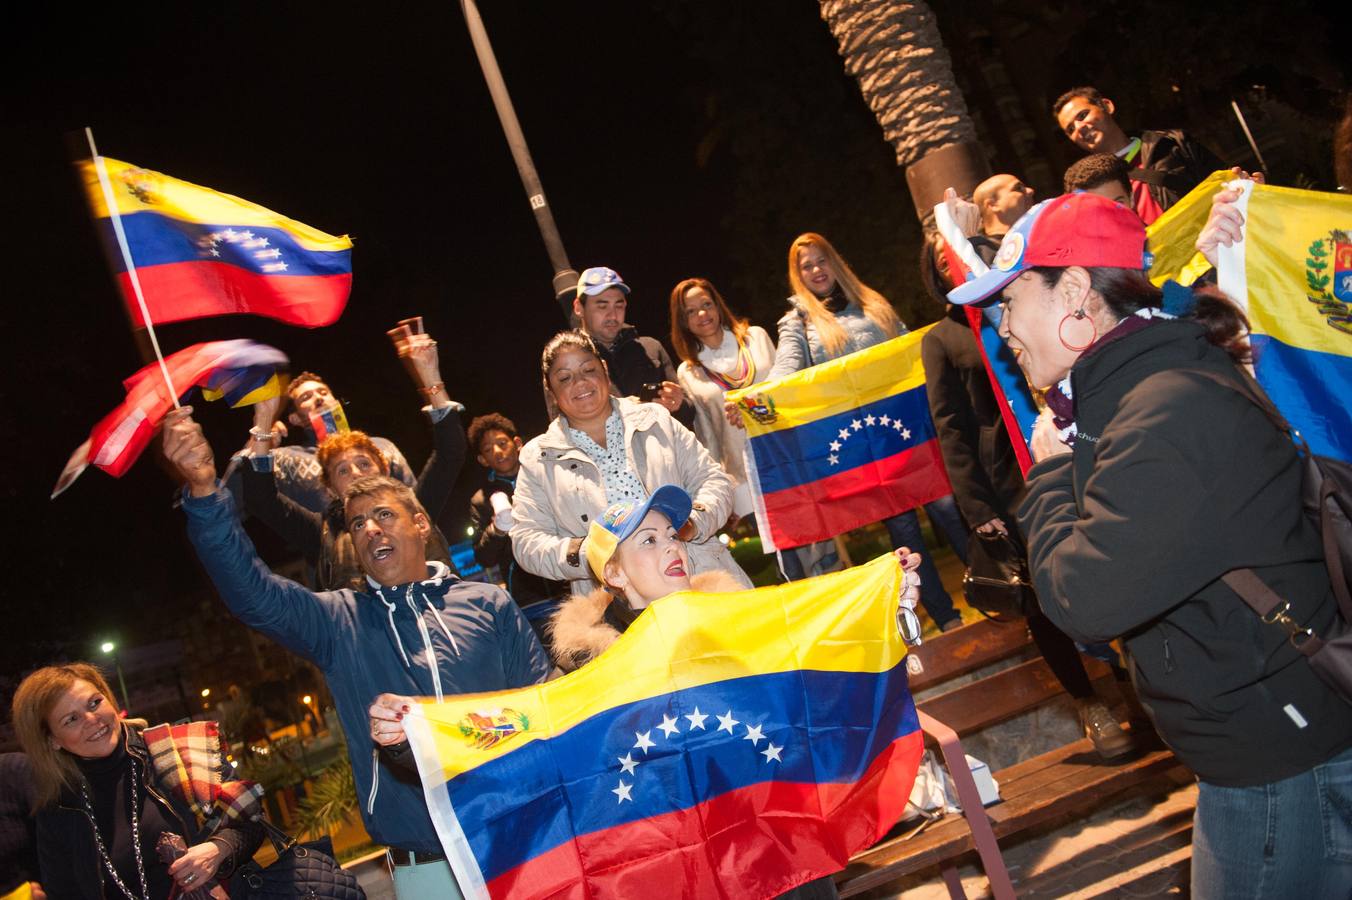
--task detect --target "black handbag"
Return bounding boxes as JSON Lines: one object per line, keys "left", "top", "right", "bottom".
{"left": 230, "top": 818, "right": 366, "bottom": 900}
{"left": 962, "top": 530, "right": 1036, "bottom": 620}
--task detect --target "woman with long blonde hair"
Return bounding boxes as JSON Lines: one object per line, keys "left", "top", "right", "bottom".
{"left": 13, "top": 663, "right": 262, "bottom": 899}
{"left": 766, "top": 233, "right": 968, "bottom": 631}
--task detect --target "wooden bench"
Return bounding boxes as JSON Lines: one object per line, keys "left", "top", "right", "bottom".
{"left": 836, "top": 619, "right": 1184, "bottom": 899}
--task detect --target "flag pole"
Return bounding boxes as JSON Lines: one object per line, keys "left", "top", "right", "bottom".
{"left": 1230, "top": 100, "right": 1270, "bottom": 175}
{"left": 84, "top": 127, "right": 181, "bottom": 409}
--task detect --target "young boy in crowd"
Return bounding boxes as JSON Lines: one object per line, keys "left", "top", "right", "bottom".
{"left": 1063, "top": 153, "right": 1134, "bottom": 210}
{"left": 466, "top": 413, "right": 564, "bottom": 613}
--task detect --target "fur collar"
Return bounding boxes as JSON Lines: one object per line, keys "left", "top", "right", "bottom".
{"left": 548, "top": 569, "right": 745, "bottom": 672}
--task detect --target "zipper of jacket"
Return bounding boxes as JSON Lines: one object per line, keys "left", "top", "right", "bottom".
{"left": 1162, "top": 635, "right": 1175, "bottom": 674}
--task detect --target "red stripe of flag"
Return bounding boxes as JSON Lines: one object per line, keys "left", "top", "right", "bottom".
{"left": 485, "top": 731, "right": 923, "bottom": 900}
{"left": 119, "top": 263, "right": 351, "bottom": 328}
{"left": 761, "top": 442, "right": 951, "bottom": 549}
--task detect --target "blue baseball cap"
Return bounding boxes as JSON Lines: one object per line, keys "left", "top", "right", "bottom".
{"left": 576, "top": 266, "right": 631, "bottom": 300}
{"left": 585, "top": 485, "right": 692, "bottom": 581}
{"left": 947, "top": 192, "right": 1149, "bottom": 306}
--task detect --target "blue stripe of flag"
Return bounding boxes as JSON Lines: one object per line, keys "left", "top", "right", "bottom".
{"left": 749, "top": 388, "right": 937, "bottom": 495}
{"left": 439, "top": 663, "right": 918, "bottom": 884}
{"left": 1252, "top": 333, "right": 1352, "bottom": 463}
{"left": 99, "top": 211, "right": 351, "bottom": 277}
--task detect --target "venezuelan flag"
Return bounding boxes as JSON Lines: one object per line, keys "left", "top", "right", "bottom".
{"left": 1146, "top": 170, "right": 1232, "bottom": 287}
{"left": 404, "top": 555, "right": 922, "bottom": 900}
{"left": 81, "top": 156, "right": 352, "bottom": 328}
{"left": 726, "top": 327, "right": 952, "bottom": 552}
{"left": 1216, "top": 181, "right": 1352, "bottom": 462}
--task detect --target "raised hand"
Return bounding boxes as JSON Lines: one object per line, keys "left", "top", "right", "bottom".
{"left": 162, "top": 407, "right": 218, "bottom": 497}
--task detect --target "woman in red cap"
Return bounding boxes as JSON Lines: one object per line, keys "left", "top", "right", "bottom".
{"left": 947, "top": 191, "right": 1352, "bottom": 899}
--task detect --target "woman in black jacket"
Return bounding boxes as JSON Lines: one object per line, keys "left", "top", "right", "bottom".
{"left": 947, "top": 191, "right": 1352, "bottom": 898}
{"left": 12, "top": 664, "right": 263, "bottom": 900}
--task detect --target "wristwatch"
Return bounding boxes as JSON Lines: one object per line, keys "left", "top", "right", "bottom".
{"left": 566, "top": 537, "right": 584, "bottom": 571}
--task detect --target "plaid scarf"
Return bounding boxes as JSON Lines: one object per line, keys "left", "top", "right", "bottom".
{"left": 141, "top": 721, "right": 263, "bottom": 826}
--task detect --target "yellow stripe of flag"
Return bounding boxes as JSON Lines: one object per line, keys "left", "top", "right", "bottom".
{"left": 81, "top": 157, "right": 352, "bottom": 253}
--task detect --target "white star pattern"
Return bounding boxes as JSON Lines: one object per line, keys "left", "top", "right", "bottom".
{"left": 893, "top": 420, "right": 905, "bottom": 432}
{"left": 743, "top": 723, "right": 765, "bottom": 747}
{"left": 658, "top": 714, "right": 681, "bottom": 738}
{"left": 879, "top": 415, "right": 891, "bottom": 426}
{"left": 685, "top": 708, "right": 709, "bottom": 730}
{"left": 838, "top": 428, "right": 850, "bottom": 441}
{"left": 864, "top": 414, "right": 876, "bottom": 426}
{"left": 829, "top": 441, "right": 841, "bottom": 452}
{"left": 716, "top": 711, "right": 739, "bottom": 734}
{"left": 902, "top": 427, "right": 911, "bottom": 439}
{"left": 617, "top": 753, "right": 639, "bottom": 775}
{"left": 261, "top": 262, "right": 288, "bottom": 272}
{"left": 612, "top": 780, "right": 633, "bottom": 803}
{"left": 761, "top": 743, "right": 783, "bottom": 763}
{"left": 829, "top": 454, "right": 839, "bottom": 465}
{"left": 255, "top": 248, "right": 282, "bottom": 260}
{"left": 634, "top": 730, "right": 656, "bottom": 753}
{"left": 242, "top": 237, "right": 270, "bottom": 249}
{"left": 851, "top": 419, "right": 863, "bottom": 431}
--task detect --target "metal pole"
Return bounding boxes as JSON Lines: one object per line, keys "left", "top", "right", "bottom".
{"left": 114, "top": 661, "right": 131, "bottom": 713}
{"left": 460, "top": 0, "right": 579, "bottom": 324}
{"left": 1230, "top": 100, "right": 1270, "bottom": 175}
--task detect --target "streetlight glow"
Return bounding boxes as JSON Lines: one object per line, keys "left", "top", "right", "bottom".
{"left": 100, "top": 641, "right": 115, "bottom": 654}
{"left": 200, "top": 688, "right": 211, "bottom": 698}
{"left": 302, "top": 695, "right": 313, "bottom": 706}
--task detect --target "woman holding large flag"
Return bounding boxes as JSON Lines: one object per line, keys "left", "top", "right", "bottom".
{"left": 511, "top": 331, "right": 752, "bottom": 598}
{"left": 947, "top": 191, "right": 1352, "bottom": 899}
{"left": 767, "top": 233, "right": 968, "bottom": 630}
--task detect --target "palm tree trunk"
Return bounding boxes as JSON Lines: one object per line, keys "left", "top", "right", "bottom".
{"left": 819, "top": 0, "right": 990, "bottom": 226}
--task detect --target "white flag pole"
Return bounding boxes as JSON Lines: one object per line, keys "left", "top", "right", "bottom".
{"left": 84, "top": 127, "right": 181, "bottom": 409}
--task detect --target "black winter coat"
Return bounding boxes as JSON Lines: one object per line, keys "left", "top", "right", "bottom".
{"left": 469, "top": 472, "right": 566, "bottom": 606}
{"left": 34, "top": 725, "right": 264, "bottom": 900}
{"left": 1135, "top": 129, "right": 1224, "bottom": 212}
{"left": 595, "top": 326, "right": 695, "bottom": 429}
{"left": 922, "top": 308, "right": 1026, "bottom": 531}
{"left": 1020, "top": 320, "right": 1352, "bottom": 785}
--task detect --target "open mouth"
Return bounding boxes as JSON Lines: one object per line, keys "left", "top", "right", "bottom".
{"left": 372, "top": 545, "right": 394, "bottom": 562}
{"left": 665, "top": 560, "right": 686, "bottom": 577}
{"left": 89, "top": 724, "right": 110, "bottom": 743}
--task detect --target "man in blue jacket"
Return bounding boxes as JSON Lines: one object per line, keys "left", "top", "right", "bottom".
{"left": 163, "top": 407, "right": 551, "bottom": 900}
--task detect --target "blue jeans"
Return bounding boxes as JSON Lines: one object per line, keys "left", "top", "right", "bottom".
{"left": 1191, "top": 744, "right": 1352, "bottom": 899}
{"left": 882, "top": 495, "right": 967, "bottom": 628}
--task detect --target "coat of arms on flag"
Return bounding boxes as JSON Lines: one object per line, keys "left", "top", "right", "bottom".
{"left": 403, "top": 555, "right": 924, "bottom": 899}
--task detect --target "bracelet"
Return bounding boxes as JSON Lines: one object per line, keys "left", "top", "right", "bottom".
{"left": 249, "top": 426, "right": 278, "bottom": 443}
{"left": 418, "top": 382, "right": 446, "bottom": 397}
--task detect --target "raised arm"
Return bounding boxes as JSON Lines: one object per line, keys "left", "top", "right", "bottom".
{"left": 163, "top": 408, "right": 339, "bottom": 667}
{"left": 238, "top": 396, "right": 325, "bottom": 561}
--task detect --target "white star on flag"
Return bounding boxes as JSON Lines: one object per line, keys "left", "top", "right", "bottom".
{"left": 864, "top": 414, "right": 876, "bottom": 426}
{"left": 851, "top": 419, "right": 863, "bottom": 431}
{"left": 902, "top": 428, "right": 911, "bottom": 439}
{"left": 685, "top": 708, "right": 709, "bottom": 730}
{"left": 634, "top": 730, "right": 656, "bottom": 753}
{"left": 879, "top": 415, "right": 891, "bottom": 426}
{"left": 829, "top": 454, "right": 839, "bottom": 466}
{"left": 612, "top": 780, "right": 633, "bottom": 803}
{"left": 761, "top": 743, "right": 783, "bottom": 763}
{"left": 829, "top": 441, "right": 841, "bottom": 452}
{"left": 716, "top": 711, "right": 739, "bottom": 734}
{"left": 617, "top": 753, "right": 639, "bottom": 775}
{"left": 242, "top": 237, "right": 269, "bottom": 249}
{"left": 838, "top": 428, "right": 850, "bottom": 441}
{"left": 658, "top": 714, "right": 681, "bottom": 738}
{"left": 893, "top": 420, "right": 905, "bottom": 431}
{"left": 261, "top": 262, "right": 288, "bottom": 272}
{"left": 255, "top": 248, "right": 282, "bottom": 260}
{"left": 743, "top": 723, "right": 765, "bottom": 746}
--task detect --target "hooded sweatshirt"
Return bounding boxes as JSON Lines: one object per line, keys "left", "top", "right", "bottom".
{"left": 183, "top": 488, "right": 550, "bottom": 852}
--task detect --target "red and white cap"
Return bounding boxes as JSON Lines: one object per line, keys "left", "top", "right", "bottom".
{"left": 947, "top": 192, "right": 1149, "bottom": 306}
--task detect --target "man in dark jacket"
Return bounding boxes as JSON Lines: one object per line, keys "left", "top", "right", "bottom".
{"left": 163, "top": 408, "right": 551, "bottom": 900}
{"left": 573, "top": 266, "right": 696, "bottom": 428}
{"left": 0, "top": 753, "right": 42, "bottom": 900}
{"left": 466, "top": 412, "right": 564, "bottom": 610}
{"left": 1053, "top": 86, "right": 1224, "bottom": 224}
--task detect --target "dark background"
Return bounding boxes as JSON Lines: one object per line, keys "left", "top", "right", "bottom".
{"left": 4, "top": 1, "right": 1347, "bottom": 686}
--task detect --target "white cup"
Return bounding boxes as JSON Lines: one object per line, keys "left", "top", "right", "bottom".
{"left": 490, "top": 492, "right": 513, "bottom": 531}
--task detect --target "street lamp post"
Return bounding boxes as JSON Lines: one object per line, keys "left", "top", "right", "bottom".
{"left": 99, "top": 641, "right": 131, "bottom": 712}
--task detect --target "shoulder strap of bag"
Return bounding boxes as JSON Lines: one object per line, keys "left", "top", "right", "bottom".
{"left": 1190, "top": 367, "right": 1352, "bottom": 622}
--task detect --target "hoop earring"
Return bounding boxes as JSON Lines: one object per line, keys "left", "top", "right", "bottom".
{"left": 1058, "top": 308, "right": 1097, "bottom": 352}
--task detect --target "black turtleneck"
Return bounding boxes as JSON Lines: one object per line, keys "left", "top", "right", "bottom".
{"left": 822, "top": 285, "right": 849, "bottom": 314}
{"left": 74, "top": 732, "right": 177, "bottom": 899}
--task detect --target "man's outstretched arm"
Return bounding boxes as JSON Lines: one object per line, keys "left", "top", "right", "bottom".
{"left": 164, "top": 407, "right": 339, "bottom": 668}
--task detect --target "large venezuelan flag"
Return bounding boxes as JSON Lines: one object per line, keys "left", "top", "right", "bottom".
{"left": 1217, "top": 181, "right": 1352, "bottom": 462}
{"left": 81, "top": 156, "right": 352, "bottom": 327}
{"left": 405, "top": 555, "right": 923, "bottom": 900}
{"left": 726, "top": 327, "right": 952, "bottom": 552}
{"left": 1145, "top": 170, "right": 1232, "bottom": 287}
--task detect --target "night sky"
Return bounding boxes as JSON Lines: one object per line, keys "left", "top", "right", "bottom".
{"left": 7, "top": 2, "right": 1348, "bottom": 678}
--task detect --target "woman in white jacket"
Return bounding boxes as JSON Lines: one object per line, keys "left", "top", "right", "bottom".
{"left": 668, "top": 277, "right": 776, "bottom": 519}
{"left": 511, "top": 331, "right": 753, "bottom": 598}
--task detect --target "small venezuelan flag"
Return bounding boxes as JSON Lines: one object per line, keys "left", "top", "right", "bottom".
{"left": 404, "top": 554, "right": 923, "bottom": 900}
{"left": 727, "top": 327, "right": 952, "bottom": 552}
{"left": 81, "top": 156, "right": 352, "bottom": 328}
{"left": 1217, "top": 181, "right": 1352, "bottom": 462}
